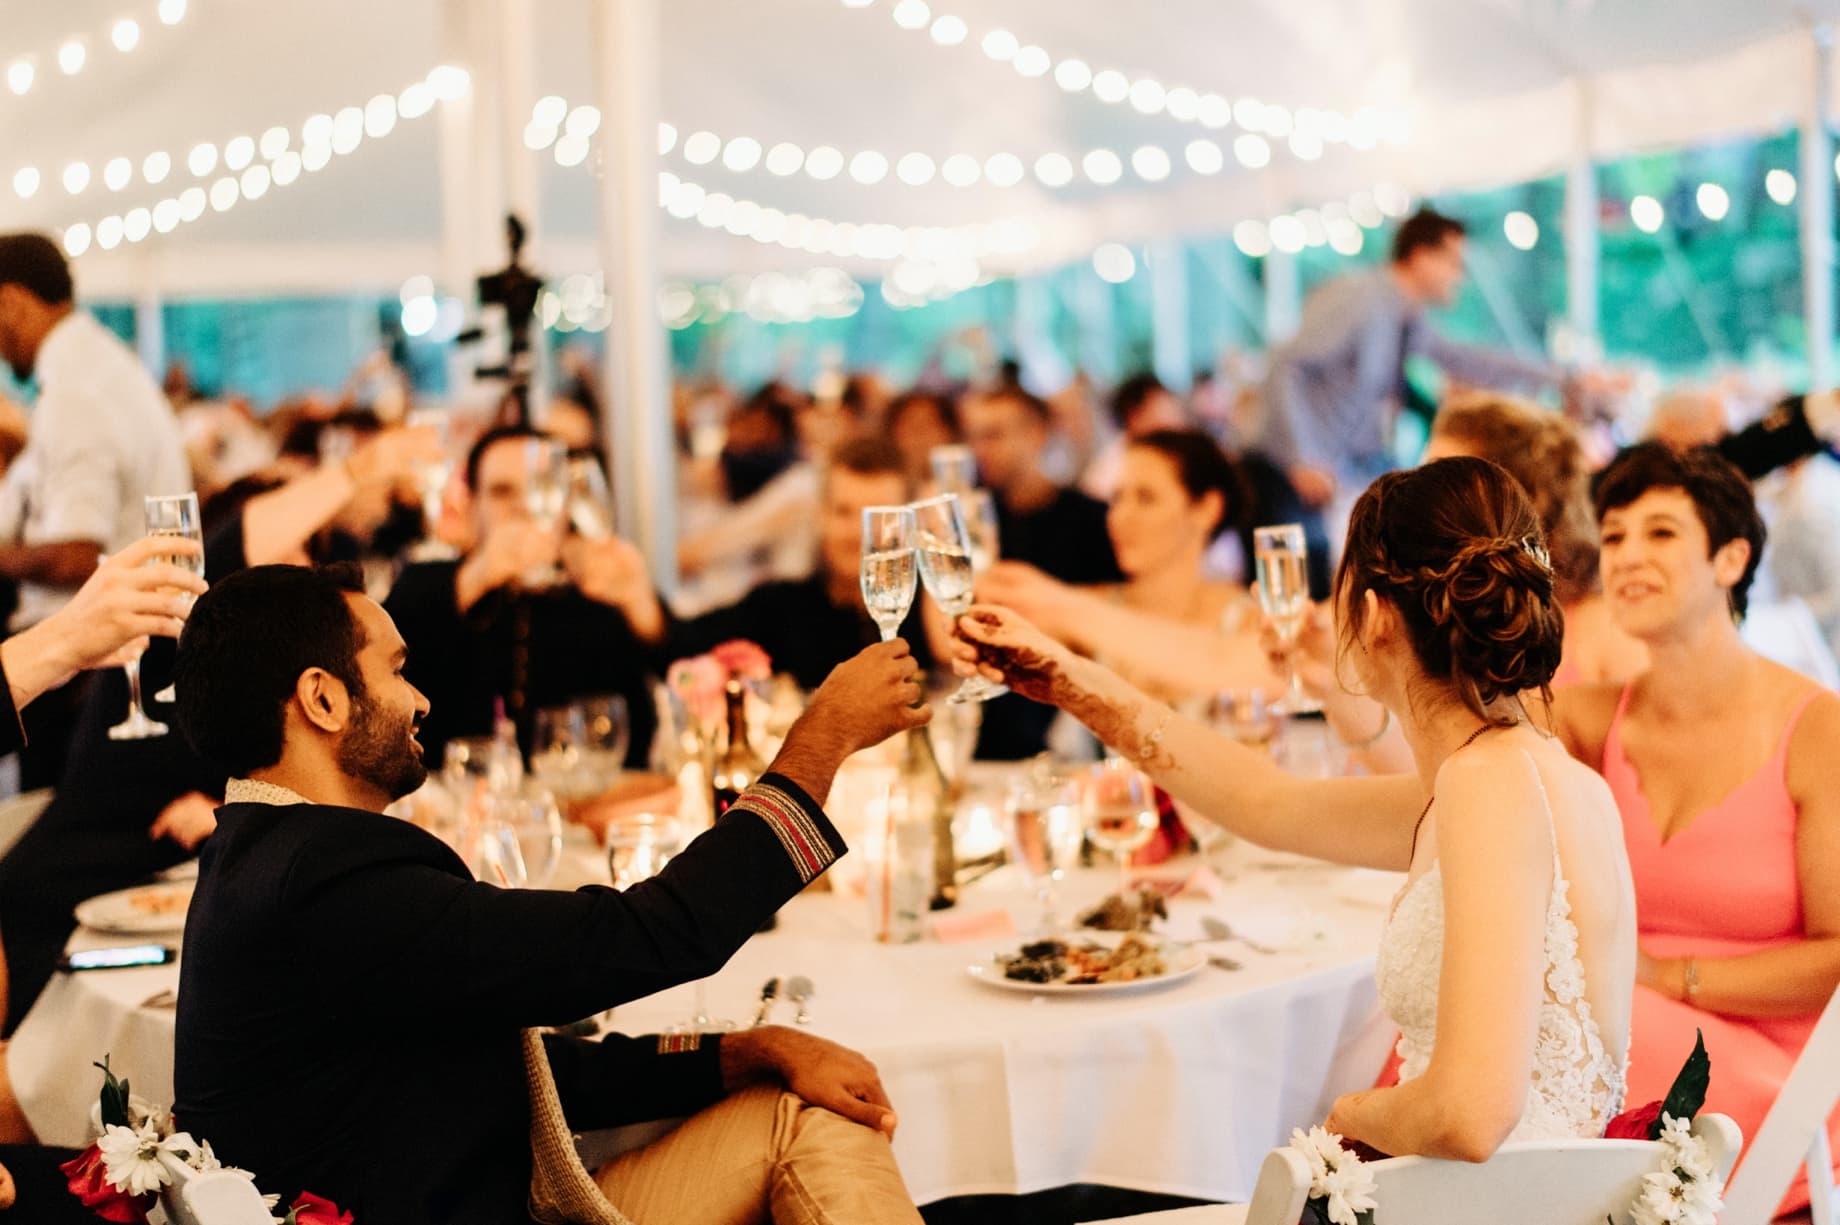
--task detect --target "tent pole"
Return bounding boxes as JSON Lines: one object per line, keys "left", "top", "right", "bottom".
{"left": 592, "top": 0, "right": 677, "bottom": 596}
{"left": 1801, "top": 24, "right": 1835, "bottom": 390}
{"left": 1563, "top": 77, "right": 1600, "bottom": 360}
{"left": 1148, "top": 239, "right": 1193, "bottom": 392}
{"left": 135, "top": 287, "right": 164, "bottom": 383}
{"left": 436, "top": 0, "right": 485, "bottom": 303}
{"left": 1263, "top": 248, "right": 1300, "bottom": 344}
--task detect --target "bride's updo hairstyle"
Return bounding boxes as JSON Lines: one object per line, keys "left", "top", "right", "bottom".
{"left": 1335, "top": 456, "right": 1565, "bottom": 726}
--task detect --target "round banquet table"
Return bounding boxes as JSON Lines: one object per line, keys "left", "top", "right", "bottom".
{"left": 13, "top": 837, "right": 1400, "bottom": 1206}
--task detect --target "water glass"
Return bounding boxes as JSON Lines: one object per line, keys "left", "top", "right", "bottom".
{"left": 607, "top": 812, "right": 685, "bottom": 888}
{"left": 1006, "top": 758, "right": 1084, "bottom": 932}
{"left": 577, "top": 694, "right": 631, "bottom": 786}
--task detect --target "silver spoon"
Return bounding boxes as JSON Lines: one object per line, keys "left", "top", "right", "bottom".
{"left": 784, "top": 975, "right": 814, "bottom": 1025}
{"left": 751, "top": 977, "right": 780, "bottom": 1027}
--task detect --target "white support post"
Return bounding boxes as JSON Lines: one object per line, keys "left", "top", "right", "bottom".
{"left": 1148, "top": 239, "right": 1193, "bottom": 391}
{"left": 135, "top": 288, "right": 164, "bottom": 382}
{"left": 1263, "top": 248, "right": 1301, "bottom": 344}
{"left": 593, "top": 0, "right": 677, "bottom": 593}
{"left": 436, "top": 0, "right": 490, "bottom": 302}
{"left": 1563, "top": 78, "right": 1601, "bottom": 360}
{"left": 1802, "top": 25, "right": 1836, "bottom": 390}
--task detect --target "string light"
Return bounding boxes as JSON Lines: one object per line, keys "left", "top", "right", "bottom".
{"left": 1696, "top": 182, "right": 1730, "bottom": 222}
{"left": 6, "top": 1, "right": 185, "bottom": 100}
{"left": 1630, "top": 195, "right": 1664, "bottom": 233}
{"left": 842, "top": 0, "right": 1409, "bottom": 157}
{"left": 1767, "top": 168, "right": 1796, "bottom": 205}
{"left": 1503, "top": 210, "right": 1539, "bottom": 250}
{"left": 57, "top": 68, "right": 464, "bottom": 258}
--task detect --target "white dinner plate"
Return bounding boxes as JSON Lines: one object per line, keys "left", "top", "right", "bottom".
{"left": 966, "top": 939, "right": 1208, "bottom": 997}
{"left": 74, "top": 881, "right": 194, "bottom": 936}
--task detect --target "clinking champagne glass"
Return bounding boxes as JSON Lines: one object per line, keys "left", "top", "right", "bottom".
{"left": 912, "top": 493, "right": 1008, "bottom": 704}
{"left": 1254, "top": 523, "right": 1322, "bottom": 715}
{"left": 522, "top": 437, "right": 569, "bottom": 588}
{"left": 860, "top": 505, "right": 917, "bottom": 642}
{"left": 1083, "top": 756, "right": 1160, "bottom": 896}
{"left": 961, "top": 488, "right": 1001, "bottom": 573}
{"left": 406, "top": 409, "right": 457, "bottom": 561}
{"left": 928, "top": 444, "right": 978, "bottom": 493}
{"left": 566, "top": 455, "right": 615, "bottom": 540}
{"left": 112, "top": 493, "right": 204, "bottom": 737}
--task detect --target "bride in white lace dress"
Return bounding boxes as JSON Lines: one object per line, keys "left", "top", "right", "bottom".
{"left": 952, "top": 455, "right": 1636, "bottom": 1161}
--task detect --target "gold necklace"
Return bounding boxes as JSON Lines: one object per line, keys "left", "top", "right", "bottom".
{"left": 1409, "top": 723, "right": 1497, "bottom": 861}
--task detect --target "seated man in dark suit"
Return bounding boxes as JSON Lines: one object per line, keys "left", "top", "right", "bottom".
{"left": 385, "top": 425, "right": 661, "bottom": 768}
{"left": 170, "top": 564, "right": 929, "bottom": 1224}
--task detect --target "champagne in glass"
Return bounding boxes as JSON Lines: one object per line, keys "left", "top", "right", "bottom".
{"left": 961, "top": 489, "right": 1001, "bottom": 573}
{"left": 1253, "top": 523, "right": 1321, "bottom": 714}
{"left": 1006, "top": 757, "right": 1084, "bottom": 933}
{"left": 928, "top": 444, "right": 978, "bottom": 493}
{"left": 406, "top": 409, "right": 457, "bottom": 561}
{"left": 566, "top": 454, "right": 615, "bottom": 540}
{"left": 911, "top": 494, "right": 1005, "bottom": 703}
{"left": 1083, "top": 756, "right": 1161, "bottom": 896}
{"left": 112, "top": 493, "right": 203, "bottom": 738}
{"left": 860, "top": 505, "right": 917, "bottom": 641}
{"left": 522, "top": 437, "right": 569, "bottom": 587}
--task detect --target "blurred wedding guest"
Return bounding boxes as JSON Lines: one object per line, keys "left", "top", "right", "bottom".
{"left": 677, "top": 383, "right": 820, "bottom": 600}
{"left": 1754, "top": 451, "right": 1840, "bottom": 661}
{"left": 0, "top": 233, "right": 189, "bottom": 786}
{"left": 957, "top": 456, "right": 1636, "bottom": 1159}
{"left": 1645, "top": 387, "right": 1729, "bottom": 453}
{"left": 0, "top": 428, "right": 435, "bottom": 1038}
{"left": 883, "top": 389, "right": 959, "bottom": 484}
{"left": 959, "top": 382, "right": 1122, "bottom": 758}
{"left": 614, "top": 438, "right": 932, "bottom": 692}
{"left": 385, "top": 425, "right": 659, "bottom": 769}
{"left": 1259, "top": 208, "right": 1586, "bottom": 590}
{"left": 976, "top": 430, "right": 1276, "bottom": 707}
{"left": 1548, "top": 445, "right": 1840, "bottom": 1215}
{"left": 1079, "top": 372, "right": 1188, "bottom": 501}
{"left": 172, "top": 565, "right": 928, "bottom": 1224}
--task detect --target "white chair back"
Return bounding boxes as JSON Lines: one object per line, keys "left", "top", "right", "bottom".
{"left": 1721, "top": 984, "right": 1840, "bottom": 1225}
{"left": 155, "top": 1151, "right": 275, "bottom": 1225}
{"left": 1079, "top": 1114, "right": 1742, "bottom": 1225}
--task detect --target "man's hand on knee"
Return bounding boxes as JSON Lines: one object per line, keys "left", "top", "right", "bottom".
{"left": 718, "top": 1027, "right": 898, "bottom": 1137}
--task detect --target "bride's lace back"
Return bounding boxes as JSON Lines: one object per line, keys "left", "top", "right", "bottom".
{"left": 1375, "top": 787, "right": 1626, "bottom": 1141}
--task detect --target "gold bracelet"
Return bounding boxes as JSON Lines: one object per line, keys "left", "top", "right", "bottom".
{"left": 1139, "top": 706, "right": 1173, "bottom": 766}
{"left": 1340, "top": 705, "right": 1392, "bottom": 751}
{"left": 1683, "top": 958, "right": 1701, "bottom": 1005}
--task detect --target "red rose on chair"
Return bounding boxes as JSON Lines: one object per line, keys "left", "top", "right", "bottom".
{"left": 1604, "top": 1099, "right": 1663, "bottom": 1141}
{"left": 59, "top": 1144, "right": 152, "bottom": 1225}
{"left": 285, "top": 1190, "right": 354, "bottom": 1225}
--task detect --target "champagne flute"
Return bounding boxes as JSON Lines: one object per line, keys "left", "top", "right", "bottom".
{"left": 912, "top": 493, "right": 1007, "bottom": 704}
{"left": 1083, "top": 756, "right": 1160, "bottom": 896}
{"left": 961, "top": 489, "right": 1001, "bottom": 573}
{"left": 407, "top": 409, "right": 458, "bottom": 562}
{"left": 1254, "top": 523, "right": 1321, "bottom": 715}
{"left": 566, "top": 454, "right": 615, "bottom": 540}
{"left": 928, "top": 444, "right": 978, "bottom": 493}
{"left": 111, "top": 493, "right": 203, "bottom": 738}
{"left": 860, "top": 505, "right": 917, "bottom": 641}
{"left": 522, "top": 437, "right": 569, "bottom": 587}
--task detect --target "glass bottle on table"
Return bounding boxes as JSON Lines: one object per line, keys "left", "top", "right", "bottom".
{"left": 1253, "top": 523, "right": 1321, "bottom": 714}
{"left": 710, "top": 679, "right": 767, "bottom": 819}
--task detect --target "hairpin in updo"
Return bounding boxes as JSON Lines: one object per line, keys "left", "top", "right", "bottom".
{"left": 1521, "top": 537, "right": 1552, "bottom": 573}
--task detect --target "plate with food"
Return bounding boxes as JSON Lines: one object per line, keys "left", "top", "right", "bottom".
{"left": 967, "top": 931, "right": 1206, "bottom": 996}
{"left": 74, "top": 881, "right": 194, "bottom": 936}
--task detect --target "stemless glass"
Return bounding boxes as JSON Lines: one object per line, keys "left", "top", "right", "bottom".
{"left": 912, "top": 493, "right": 1006, "bottom": 704}
{"left": 1253, "top": 523, "right": 1321, "bottom": 714}
{"left": 523, "top": 437, "right": 569, "bottom": 587}
{"left": 112, "top": 493, "right": 204, "bottom": 738}
{"left": 860, "top": 505, "right": 917, "bottom": 641}
{"left": 1083, "top": 756, "right": 1160, "bottom": 895}
{"left": 928, "top": 444, "right": 978, "bottom": 493}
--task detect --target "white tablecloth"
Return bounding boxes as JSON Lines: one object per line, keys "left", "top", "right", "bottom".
{"left": 13, "top": 840, "right": 1400, "bottom": 1206}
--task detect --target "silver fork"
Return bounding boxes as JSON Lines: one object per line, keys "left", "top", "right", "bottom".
{"left": 784, "top": 975, "right": 814, "bottom": 1024}
{"left": 1201, "top": 915, "right": 1280, "bottom": 955}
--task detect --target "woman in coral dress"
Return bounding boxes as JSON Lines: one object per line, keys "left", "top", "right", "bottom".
{"left": 1554, "top": 444, "right": 1840, "bottom": 1215}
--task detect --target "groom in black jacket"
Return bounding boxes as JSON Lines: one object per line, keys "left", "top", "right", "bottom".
{"left": 169, "top": 564, "right": 930, "bottom": 1224}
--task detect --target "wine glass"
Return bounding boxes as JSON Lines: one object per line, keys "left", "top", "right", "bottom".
{"left": 1083, "top": 756, "right": 1160, "bottom": 896}
{"left": 566, "top": 454, "right": 615, "bottom": 540}
{"left": 912, "top": 493, "right": 1006, "bottom": 704}
{"left": 522, "top": 437, "right": 569, "bottom": 587}
{"left": 607, "top": 812, "right": 685, "bottom": 888}
{"left": 577, "top": 694, "right": 631, "bottom": 789}
{"left": 928, "top": 444, "right": 978, "bottom": 493}
{"left": 111, "top": 493, "right": 203, "bottom": 739}
{"left": 531, "top": 705, "right": 587, "bottom": 801}
{"left": 860, "top": 505, "right": 917, "bottom": 641}
{"left": 1005, "top": 757, "right": 1084, "bottom": 933}
{"left": 1254, "top": 523, "right": 1321, "bottom": 715}
{"left": 960, "top": 489, "right": 1001, "bottom": 573}
{"left": 494, "top": 786, "right": 565, "bottom": 888}
{"left": 1210, "top": 688, "right": 1277, "bottom": 749}
{"left": 406, "top": 409, "right": 458, "bottom": 562}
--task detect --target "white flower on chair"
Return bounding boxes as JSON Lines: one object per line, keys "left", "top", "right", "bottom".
{"left": 1288, "top": 1126, "right": 1379, "bottom": 1225}
{"left": 1629, "top": 1113, "right": 1724, "bottom": 1225}
{"left": 96, "top": 1122, "right": 200, "bottom": 1197}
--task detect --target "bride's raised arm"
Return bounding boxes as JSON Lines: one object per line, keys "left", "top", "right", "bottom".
{"left": 951, "top": 605, "right": 1427, "bottom": 872}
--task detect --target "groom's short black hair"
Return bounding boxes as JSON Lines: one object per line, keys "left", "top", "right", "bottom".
{"left": 174, "top": 563, "right": 368, "bottom": 776}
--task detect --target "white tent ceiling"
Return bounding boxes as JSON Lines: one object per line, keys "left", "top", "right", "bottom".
{"left": 9, "top": 0, "right": 1840, "bottom": 297}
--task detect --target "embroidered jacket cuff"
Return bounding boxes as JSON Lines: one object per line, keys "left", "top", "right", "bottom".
{"left": 728, "top": 772, "right": 846, "bottom": 885}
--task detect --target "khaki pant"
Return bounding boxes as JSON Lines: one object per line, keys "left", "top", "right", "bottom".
{"left": 594, "top": 1086, "right": 923, "bottom": 1225}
